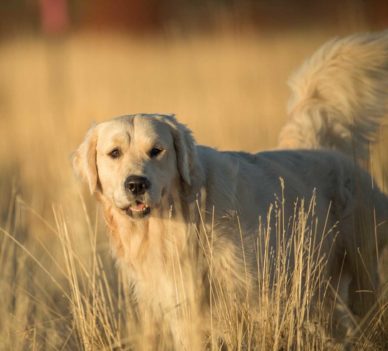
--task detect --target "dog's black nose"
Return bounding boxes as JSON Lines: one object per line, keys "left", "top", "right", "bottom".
{"left": 124, "top": 176, "right": 150, "bottom": 196}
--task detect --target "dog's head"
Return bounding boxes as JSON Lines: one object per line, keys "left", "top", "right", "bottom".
{"left": 72, "top": 114, "right": 201, "bottom": 219}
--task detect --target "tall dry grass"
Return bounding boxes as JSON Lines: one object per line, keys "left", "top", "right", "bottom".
{"left": 0, "top": 28, "right": 387, "bottom": 350}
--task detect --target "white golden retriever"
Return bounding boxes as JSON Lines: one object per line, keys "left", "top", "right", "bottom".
{"left": 73, "top": 32, "right": 388, "bottom": 347}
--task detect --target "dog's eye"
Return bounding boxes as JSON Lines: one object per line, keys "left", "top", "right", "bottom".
{"left": 149, "top": 147, "right": 163, "bottom": 158}
{"left": 108, "top": 148, "right": 121, "bottom": 159}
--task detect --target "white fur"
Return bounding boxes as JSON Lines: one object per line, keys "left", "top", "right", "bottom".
{"left": 279, "top": 31, "right": 388, "bottom": 161}
{"left": 73, "top": 32, "right": 388, "bottom": 348}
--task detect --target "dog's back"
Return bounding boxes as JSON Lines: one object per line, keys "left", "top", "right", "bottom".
{"left": 278, "top": 31, "right": 388, "bottom": 296}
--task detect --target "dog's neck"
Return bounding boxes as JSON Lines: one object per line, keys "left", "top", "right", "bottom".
{"left": 96, "top": 186, "right": 209, "bottom": 317}
{"left": 97, "top": 185, "right": 200, "bottom": 275}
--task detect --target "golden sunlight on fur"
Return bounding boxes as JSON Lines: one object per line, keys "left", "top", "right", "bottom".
{"left": 73, "top": 32, "right": 388, "bottom": 349}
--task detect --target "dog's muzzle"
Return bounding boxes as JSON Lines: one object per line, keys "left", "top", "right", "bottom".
{"left": 123, "top": 175, "right": 152, "bottom": 218}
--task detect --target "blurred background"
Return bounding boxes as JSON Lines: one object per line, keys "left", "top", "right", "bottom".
{"left": 2, "top": 0, "right": 388, "bottom": 34}
{"left": 1, "top": 1, "right": 388, "bottom": 349}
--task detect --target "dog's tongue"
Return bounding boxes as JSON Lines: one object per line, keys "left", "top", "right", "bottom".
{"left": 131, "top": 202, "right": 146, "bottom": 211}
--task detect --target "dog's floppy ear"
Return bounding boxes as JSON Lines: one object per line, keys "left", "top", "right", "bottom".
{"left": 161, "top": 115, "right": 203, "bottom": 194}
{"left": 72, "top": 125, "right": 99, "bottom": 194}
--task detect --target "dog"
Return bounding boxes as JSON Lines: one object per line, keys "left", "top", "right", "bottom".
{"left": 73, "top": 32, "right": 388, "bottom": 348}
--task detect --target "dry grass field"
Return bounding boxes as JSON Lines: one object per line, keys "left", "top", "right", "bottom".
{"left": 0, "top": 27, "right": 387, "bottom": 350}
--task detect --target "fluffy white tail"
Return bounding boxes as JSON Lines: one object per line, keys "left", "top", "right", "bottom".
{"left": 278, "top": 31, "right": 388, "bottom": 161}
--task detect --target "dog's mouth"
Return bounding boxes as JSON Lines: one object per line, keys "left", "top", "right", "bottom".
{"left": 123, "top": 201, "right": 151, "bottom": 218}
